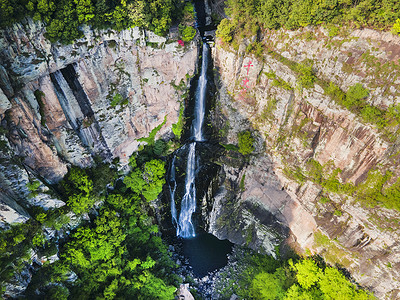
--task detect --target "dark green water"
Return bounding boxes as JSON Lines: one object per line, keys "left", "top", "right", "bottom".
{"left": 182, "top": 230, "right": 232, "bottom": 277}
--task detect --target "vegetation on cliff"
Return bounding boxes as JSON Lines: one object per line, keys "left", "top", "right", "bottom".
{"left": 216, "top": 247, "right": 374, "bottom": 300}
{"left": 0, "top": 140, "right": 178, "bottom": 298}
{"left": 217, "top": 0, "right": 400, "bottom": 47}
{"left": 0, "top": 0, "right": 195, "bottom": 43}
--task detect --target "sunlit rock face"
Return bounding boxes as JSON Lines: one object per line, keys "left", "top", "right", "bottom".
{"left": 0, "top": 19, "right": 198, "bottom": 225}
{"left": 208, "top": 27, "right": 400, "bottom": 298}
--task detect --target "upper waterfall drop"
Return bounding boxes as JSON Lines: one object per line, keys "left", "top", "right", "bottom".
{"left": 193, "top": 42, "right": 209, "bottom": 142}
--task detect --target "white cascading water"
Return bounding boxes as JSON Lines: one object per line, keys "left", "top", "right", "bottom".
{"left": 177, "top": 142, "right": 197, "bottom": 237}
{"left": 171, "top": 42, "right": 209, "bottom": 238}
{"left": 193, "top": 42, "right": 208, "bottom": 142}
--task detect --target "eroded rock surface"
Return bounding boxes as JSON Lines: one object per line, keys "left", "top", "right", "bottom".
{"left": 209, "top": 27, "right": 400, "bottom": 298}
{"left": 0, "top": 19, "right": 198, "bottom": 226}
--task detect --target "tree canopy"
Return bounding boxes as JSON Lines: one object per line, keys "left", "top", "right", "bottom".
{"left": 0, "top": 0, "right": 188, "bottom": 43}
{"left": 217, "top": 0, "right": 400, "bottom": 47}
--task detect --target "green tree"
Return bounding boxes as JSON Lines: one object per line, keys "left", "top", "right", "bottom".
{"left": 292, "top": 258, "right": 321, "bottom": 289}
{"left": 63, "top": 167, "right": 95, "bottom": 214}
{"left": 180, "top": 25, "right": 196, "bottom": 41}
{"left": 216, "top": 18, "right": 237, "bottom": 43}
{"left": 74, "top": 0, "right": 94, "bottom": 23}
{"left": 124, "top": 159, "right": 166, "bottom": 201}
{"left": 250, "top": 269, "right": 287, "bottom": 300}
{"left": 284, "top": 284, "right": 314, "bottom": 300}
{"left": 392, "top": 19, "right": 400, "bottom": 35}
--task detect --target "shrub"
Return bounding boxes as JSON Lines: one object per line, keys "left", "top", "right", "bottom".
{"left": 334, "top": 210, "right": 342, "bottom": 216}
{"left": 392, "top": 19, "right": 400, "bottom": 35}
{"left": 172, "top": 104, "right": 184, "bottom": 139}
{"left": 296, "top": 63, "right": 315, "bottom": 89}
{"left": 344, "top": 83, "right": 369, "bottom": 109}
{"left": 216, "top": 18, "right": 237, "bottom": 44}
{"left": 328, "top": 25, "right": 340, "bottom": 37}
{"left": 180, "top": 25, "right": 196, "bottom": 42}
{"left": 238, "top": 131, "right": 255, "bottom": 155}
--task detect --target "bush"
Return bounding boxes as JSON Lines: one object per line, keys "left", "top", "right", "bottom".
{"left": 344, "top": 83, "right": 369, "bottom": 109}
{"left": 62, "top": 167, "right": 94, "bottom": 214}
{"left": 180, "top": 25, "right": 196, "bottom": 42}
{"left": 296, "top": 63, "right": 315, "bottom": 89}
{"left": 392, "top": 19, "right": 400, "bottom": 35}
{"left": 216, "top": 18, "right": 237, "bottom": 44}
{"left": 238, "top": 131, "right": 255, "bottom": 155}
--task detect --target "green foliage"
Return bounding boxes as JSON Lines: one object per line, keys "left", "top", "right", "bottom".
{"left": 285, "top": 156, "right": 400, "bottom": 211}
{"left": 179, "top": 24, "right": 196, "bottom": 42}
{"left": 110, "top": 93, "right": 128, "bottom": 107}
{"left": 138, "top": 116, "right": 167, "bottom": 146}
{"left": 182, "top": 2, "right": 194, "bottom": 21}
{"left": 34, "top": 90, "right": 47, "bottom": 126}
{"left": 216, "top": 18, "right": 237, "bottom": 44}
{"left": 246, "top": 41, "right": 264, "bottom": 59}
{"left": 219, "top": 0, "right": 400, "bottom": 49}
{"left": 328, "top": 25, "right": 340, "bottom": 37}
{"left": 1, "top": 0, "right": 182, "bottom": 43}
{"left": 271, "top": 77, "right": 293, "bottom": 90}
{"left": 27, "top": 179, "right": 41, "bottom": 198}
{"left": 220, "top": 143, "right": 239, "bottom": 151}
{"left": 250, "top": 269, "right": 287, "bottom": 300}
{"left": 325, "top": 82, "right": 346, "bottom": 103}
{"left": 296, "top": 63, "right": 315, "bottom": 89}
{"left": 237, "top": 131, "right": 255, "bottom": 155}
{"left": 240, "top": 173, "right": 246, "bottom": 191}
{"left": 24, "top": 150, "right": 175, "bottom": 299}
{"left": 259, "top": 97, "right": 278, "bottom": 122}
{"left": 3, "top": 145, "right": 173, "bottom": 298}
{"left": 32, "top": 232, "right": 46, "bottom": 247}
{"left": 45, "top": 285, "right": 69, "bottom": 300}
{"left": 63, "top": 167, "right": 94, "bottom": 214}
{"left": 334, "top": 210, "right": 343, "bottom": 216}
{"left": 344, "top": 83, "right": 369, "bottom": 109}
{"left": 392, "top": 19, "right": 400, "bottom": 35}
{"left": 153, "top": 139, "right": 167, "bottom": 156}
{"left": 0, "top": 221, "right": 42, "bottom": 289}
{"left": 172, "top": 103, "right": 184, "bottom": 139}
{"left": 319, "top": 196, "right": 330, "bottom": 204}
{"left": 290, "top": 259, "right": 374, "bottom": 300}
{"left": 292, "top": 258, "right": 321, "bottom": 289}
{"left": 124, "top": 159, "right": 166, "bottom": 202}
{"left": 357, "top": 169, "right": 400, "bottom": 210}
{"left": 216, "top": 247, "right": 374, "bottom": 300}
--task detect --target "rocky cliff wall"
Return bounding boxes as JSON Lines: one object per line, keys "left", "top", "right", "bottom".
{"left": 209, "top": 27, "right": 400, "bottom": 298}
{"left": 0, "top": 19, "right": 198, "bottom": 226}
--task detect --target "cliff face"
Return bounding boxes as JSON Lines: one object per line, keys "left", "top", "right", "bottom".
{"left": 0, "top": 19, "right": 198, "bottom": 225}
{"left": 210, "top": 27, "right": 400, "bottom": 298}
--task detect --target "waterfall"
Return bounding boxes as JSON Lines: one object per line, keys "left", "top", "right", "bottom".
{"left": 171, "top": 41, "right": 209, "bottom": 238}
{"left": 193, "top": 42, "right": 208, "bottom": 142}
{"left": 177, "top": 142, "right": 197, "bottom": 237}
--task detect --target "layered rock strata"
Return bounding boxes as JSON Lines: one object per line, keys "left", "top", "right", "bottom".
{"left": 209, "top": 27, "right": 400, "bottom": 298}
{"left": 0, "top": 19, "right": 198, "bottom": 225}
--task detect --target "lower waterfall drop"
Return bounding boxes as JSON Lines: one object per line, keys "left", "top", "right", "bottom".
{"left": 177, "top": 142, "right": 197, "bottom": 238}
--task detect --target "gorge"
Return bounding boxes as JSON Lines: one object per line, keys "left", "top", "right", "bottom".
{"left": 1, "top": 0, "right": 400, "bottom": 299}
